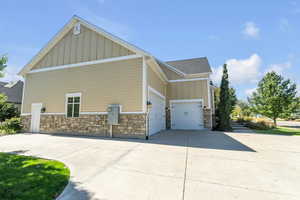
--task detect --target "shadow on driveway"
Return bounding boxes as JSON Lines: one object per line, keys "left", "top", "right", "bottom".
{"left": 44, "top": 130, "right": 256, "bottom": 152}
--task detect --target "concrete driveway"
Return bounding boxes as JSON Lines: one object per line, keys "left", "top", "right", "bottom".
{"left": 1, "top": 130, "right": 300, "bottom": 200}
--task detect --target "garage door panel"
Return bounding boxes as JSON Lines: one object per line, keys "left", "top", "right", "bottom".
{"left": 171, "top": 101, "right": 204, "bottom": 130}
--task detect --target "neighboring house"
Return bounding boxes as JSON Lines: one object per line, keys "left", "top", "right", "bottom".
{"left": 0, "top": 80, "right": 23, "bottom": 111}
{"left": 19, "top": 16, "right": 216, "bottom": 139}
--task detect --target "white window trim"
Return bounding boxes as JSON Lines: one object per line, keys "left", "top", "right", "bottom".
{"left": 65, "top": 93, "right": 82, "bottom": 118}
{"left": 28, "top": 55, "right": 142, "bottom": 74}
{"left": 148, "top": 86, "right": 166, "bottom": 100}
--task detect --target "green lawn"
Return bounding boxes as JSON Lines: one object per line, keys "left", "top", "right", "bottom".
{"left": 0, "top": 152, "right": 70, "bottom": 200}
{"left": 254, "top": 126, "right": 300, "bottom": 136}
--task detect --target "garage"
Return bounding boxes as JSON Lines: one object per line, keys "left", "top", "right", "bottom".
{"left": 148, "top": 88, "right": 166, "bottom": 136}
{"left": 170, "top": 99, "right": 204, "bottom": 130}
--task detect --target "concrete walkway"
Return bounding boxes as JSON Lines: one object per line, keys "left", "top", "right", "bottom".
{"left": 232, "top": 122, "right": 255, "bottom": 133}
{"left": 1, "top": 131, "right": 300, "bottom": 200}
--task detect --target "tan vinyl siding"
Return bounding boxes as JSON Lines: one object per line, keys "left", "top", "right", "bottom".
{"left": 167, "top": 80, "right": 209, "bottom": 107}
{"left": 33, "top": 25, "right": 134, "bottom": 70}
{"left": 23, "top": 58, "right": 143, "bottom": 113}
{"left": 147, "top": 66, "right": 166, "bottom": 96}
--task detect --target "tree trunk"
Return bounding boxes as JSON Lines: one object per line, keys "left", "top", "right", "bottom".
{"left": 273, "top": 118, "right": 277, "bottom": 127}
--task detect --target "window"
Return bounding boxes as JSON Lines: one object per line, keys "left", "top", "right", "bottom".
{"left": 66, "top": 94, "right": 81, "bottom": 117}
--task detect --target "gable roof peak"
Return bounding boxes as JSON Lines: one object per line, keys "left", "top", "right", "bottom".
{"left": 18, "top": 15, "right": 151, "bottom": 76}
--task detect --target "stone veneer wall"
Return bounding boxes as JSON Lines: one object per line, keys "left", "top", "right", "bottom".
{"left": 21, "top": 114, "right": 147, "bottom": 139}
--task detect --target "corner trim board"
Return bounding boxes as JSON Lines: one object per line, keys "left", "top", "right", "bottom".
{"left": 21, "top": 78, "right": 26, "bottom": 114}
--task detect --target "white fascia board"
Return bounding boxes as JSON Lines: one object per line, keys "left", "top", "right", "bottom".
{"left": 147, "top": 58, "right": 169, "bottom": 83}
{"left": 74, "top": 15, "right": 150, "bottom": 57}
{"left": 148, "top": 86, "right": 166, "bottom": 100}
{"left": 170, "top": 99, "right": 203, "bottom": 103}
{"left": 28, "top": 55, "right": 142, "bottom": 74}
{"left": 18, "top": 17, "right": 77, "bottom": 76}
{"left": 168, "top": 77, "right": 208, "bottom": 83}
{"left": 156, "top": 59, "right": 186, "bottom": 76}
{"left": 185, "top": 72, "right": 212, "bottom": 77}
{"left": 19, "top": 15, "right": 152, "bottom": 77}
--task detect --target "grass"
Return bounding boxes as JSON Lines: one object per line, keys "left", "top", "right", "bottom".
{"left": 254, "top": 126, "right": 300, "bottom": 136}
{"left": 0, "top": 152, "right": 70, "bottom": 200}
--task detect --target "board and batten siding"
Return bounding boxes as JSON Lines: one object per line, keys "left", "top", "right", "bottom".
{"left": 23, "top": 58, "right": 143, "bottom": 113}
{"left": 32, "top": 25, "right": 134, "bottom": 70}
{"left": 147, "top": 65, "right": 166, "bottom": 97}
{"left": 167, "top": 80, "right": 209, "bottom": 107}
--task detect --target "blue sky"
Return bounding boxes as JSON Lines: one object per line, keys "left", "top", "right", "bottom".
{"left": 1, "top": 0, "right": 299, "bottom": 99}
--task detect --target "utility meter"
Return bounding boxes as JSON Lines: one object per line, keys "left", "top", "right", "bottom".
{"left": 107, "top": 104, "right": 120, "bottom": 125}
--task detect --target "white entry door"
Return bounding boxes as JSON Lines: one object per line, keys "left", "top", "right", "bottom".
{"left": 149, "top": 90, "right": 166, "bottom": 136}
{"left": 30, "top": 103, "right": 42, "bottom": 133}
{"left": 171, "top": 100, "right": 204, "bottom": 130}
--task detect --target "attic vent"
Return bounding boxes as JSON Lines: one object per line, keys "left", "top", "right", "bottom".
{"left": 73, "top": 23, "right": 81, "bottom": 35}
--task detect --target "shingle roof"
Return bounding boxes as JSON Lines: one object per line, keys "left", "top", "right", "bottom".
{"left": 0, "top": 81, "right": 23, "bottom": 104}
{"left": 165, "top": 57, "right": 212, "bottom": 74}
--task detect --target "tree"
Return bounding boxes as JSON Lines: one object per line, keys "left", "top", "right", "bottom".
{"left": 216, "top": 64, "right": 232, "bottom": 131}
{"left": 229, "top": 87, "right": 237, "bottom": 114}
{"left": 215, "top": 86, "right": 236, "bottom": 114}
{"left": 249, "top": 71, "right": 299, "bottom": 126}
{"left": 0, "top": 55, "right": 7, "bottom": 77}
{"left": 0, "top": 94, "right": 19, "bottom": 121}
{"left": 232, "top": 100, "right": 252, "bottom": 118}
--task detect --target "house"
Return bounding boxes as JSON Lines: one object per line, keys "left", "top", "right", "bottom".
{"left": 19, "top": 16, "right": 215, "bottom": 139}
{"left": 0, "top": 80, "right": 23, "bottom": 111}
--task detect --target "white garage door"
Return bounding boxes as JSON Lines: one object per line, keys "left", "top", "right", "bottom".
{"left": 171, "top": 100, "right": 204, "bottom": 130}
{"left": 149, "top": 91, "right": 166, "bottom": 136}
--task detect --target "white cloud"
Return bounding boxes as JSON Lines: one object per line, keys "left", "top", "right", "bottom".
{"left": 245, "top": 88, "right": 257, "bottom": 96}
{"left": 265, "top": 62, "right": 291, "bottom": 75}
{"left": 211, "top": 54, "right": 262, "bottom": 85}
{"left": 242, "top": 22, "right": 260, "bottom": 38}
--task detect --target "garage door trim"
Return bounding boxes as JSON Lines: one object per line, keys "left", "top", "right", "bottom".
{"left": 170, "top": 99, "right": 204, "bottom": 130}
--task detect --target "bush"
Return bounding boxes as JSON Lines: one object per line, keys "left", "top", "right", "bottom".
{"left": 0, "top": 117, "right": 22, "bottom": 134}
{"left": 236, "top": 117, "right": 275, "bottom": 130}
{"left": 0, "top": 94, "right": 20, "bottom": 122}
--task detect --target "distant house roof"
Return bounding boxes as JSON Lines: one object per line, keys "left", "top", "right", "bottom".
{"left": 165, "top": 57, "right": 212, "bottom": 74}
{"left": 0, "top": 81, "right": 23, "bottom": 104}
